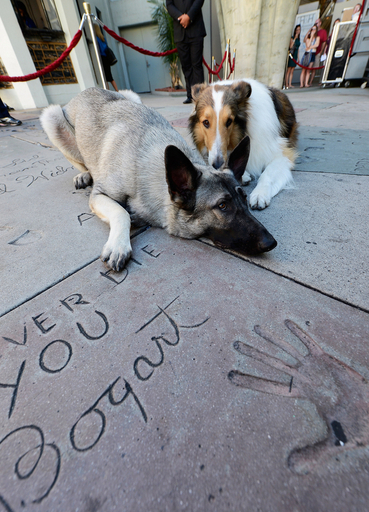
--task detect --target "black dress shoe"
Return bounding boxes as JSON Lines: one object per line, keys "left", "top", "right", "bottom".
{"left": 183, "top": 97, "right": 192, "bottom": 104}
{"left": 0, "top": 116, "right": 22, "bottom": 126}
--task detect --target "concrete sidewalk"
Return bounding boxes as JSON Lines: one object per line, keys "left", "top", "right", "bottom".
{"left": 0, "top": 85, "right": 369, "bottom": 512}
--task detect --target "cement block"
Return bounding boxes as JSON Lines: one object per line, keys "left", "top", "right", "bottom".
{"left": 1, "top": 228, "right": 369, "bottom": 512}
{"left": 229, "top": 170, "right": 369, "bottom": 311}
{"left": 0, "top": 137, "right": 108, "bottom": 317}
{"left": 296, "top": 126, "right": 369, "bottom": 175}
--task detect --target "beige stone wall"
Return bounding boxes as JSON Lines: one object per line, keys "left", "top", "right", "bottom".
{"left": 214, "top": 0, "right": 300, "bottom": 88}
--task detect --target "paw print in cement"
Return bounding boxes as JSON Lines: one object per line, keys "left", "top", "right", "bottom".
{"left": 228, "top": 319, "right": 369, "bottom": 474}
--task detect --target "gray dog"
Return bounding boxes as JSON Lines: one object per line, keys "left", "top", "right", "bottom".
{"left": 40, "top": 88, "right": 276, "bottom": 271}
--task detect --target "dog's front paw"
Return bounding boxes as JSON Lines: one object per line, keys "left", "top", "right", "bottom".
{"left": 241, "top": 171, "right": 252, "bottom": 185}
{"left": 100, "top": 241, "right": 132, "bottom": 272}
{"left": 74, "top": 172, "right": 93, "bottom": 189}
{"left": 249, "top": 189, "right": 271, "bottom": 210}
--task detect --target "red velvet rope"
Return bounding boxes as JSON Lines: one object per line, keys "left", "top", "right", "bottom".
{"left": 102, "top": 24, "right": 177, "bottom": 57}
{"left": 0, "top": 22, "right": 233, "bottom": 83}
{"left": 289, "top": 52, "right": 325, "bottom": 70}
{"left": 0, "top": 30, "right": 82, "bottom": 82}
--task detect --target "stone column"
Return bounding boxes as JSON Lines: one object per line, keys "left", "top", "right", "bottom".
{"left": 214, "top": 0, "right": 299, "bottom": 88}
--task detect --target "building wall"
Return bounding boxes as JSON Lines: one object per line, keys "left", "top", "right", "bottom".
{"left": 0, "top": 0, "right": 48, "bottom": 109}
{"left": 214, "top": 0, "right": 300, "bottom": 87}
{"left": 1, "top": 0, "right": 305, "bottom": 109}
{"left": 110, "top": 0, "right": 216, "bottom": 89}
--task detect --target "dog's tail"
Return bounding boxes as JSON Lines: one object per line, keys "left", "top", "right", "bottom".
{"left": 40, "top": 104, "right": 87, "bottom": 173}
{"left": 118, "top": 89, "right": 142, "bottom": 104}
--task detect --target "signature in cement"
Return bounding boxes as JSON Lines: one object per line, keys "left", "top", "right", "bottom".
{"left": 0, "top": 425, "right": 61, "bottom": 508}
{"left": 228, "top": 319, "right": 369, "bottom": 474}
{"left": 0, "top": 292, "right": 210, "bottom": 508}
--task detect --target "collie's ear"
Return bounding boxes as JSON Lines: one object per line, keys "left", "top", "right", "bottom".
{"left": 165, "top": 146, "right": 201, "bottom": 210}
{"left": 227, "top": 136, "right": 250, "bottom": 182}
{"left": 230, "top": 81, "right": 252, "bottom": 103}
{"left": 191, "top": 83, "right": 208, "bottom": 102}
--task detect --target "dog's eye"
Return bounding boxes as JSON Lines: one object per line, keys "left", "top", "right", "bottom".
{"left": 203, "top": 120, "right": 210, "bottom": 128}
{"left": 218, "top": 202, "right": 227, "bottom": 211}
{"left": 226, "top": 118, "right": 233, "bottom": 128}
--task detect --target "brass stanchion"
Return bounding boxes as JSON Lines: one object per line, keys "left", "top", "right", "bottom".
{"left": 211, "top": 56, "right": 215, "bottom": 84}
{"left": 224, "top": 39, "right": 230, "bottom": 80}
{"left": 83, "top": 2, "right": 108, "bottom": 90}
{"left": 231, "top": 49, "right": 236, "bottom": 79}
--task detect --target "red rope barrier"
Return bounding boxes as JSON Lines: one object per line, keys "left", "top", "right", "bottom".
{"left": 0, "top": 20, "right": 232, "bottom": 84}
{"left": 289, "top": 53, "right": 325, "bottom": 70}
{"left": 226, "top": 57, "right": 235, "bottom": 80}
{"left": 102, "top": 24, "right": 177, "bottom": 57}
{"left": 0, "top": 30, "right": 82, "bottom": 82}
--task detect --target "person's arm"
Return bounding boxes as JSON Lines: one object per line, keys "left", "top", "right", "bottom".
{"left": 311, "top": 36, "right": 320, "bottom": 50}
{"left": 166, "top": 0, "right": 183, "bottom": 21}
{"left": 289, "top": 37, "right": 294, "bottom": 50}
{"left": 186, "top": 0, "right": 205, "bottom": 22}
{"left": 320, "top": 40, "right": 327, "bottom": 55}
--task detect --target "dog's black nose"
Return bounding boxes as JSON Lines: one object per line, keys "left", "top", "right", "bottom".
{"left": 212, "top": 156, "right": 224, "bottom": 170}
{"left": 257, "top": 234, "right": 277, "bottom": 253}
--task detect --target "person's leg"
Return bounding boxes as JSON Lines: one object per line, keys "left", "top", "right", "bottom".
{"left": 305, "top": 64, "right": 313, "bottom": 87}
{"left": 0, "top": 98, "right": 9, "bottom": 118}
{"left": 286, "top": 67, "right": 292, "bottom": 88}
{"left": 189, "top": 37, "right": 205, "bottom": 86}
{"left": 289, "top": 68, "right": 295, "bottom": 87}
{"left": 285, "top": 67, "right": 290, "bottom": 88}
{"left": 111, "top": 80, "right": 119, "bottom": 92}
{"left": 176, "top": 40, "right": 193, "bottom": 100}
{"left": 0, "top": 97, "right": 22, "bottom": 126}
{"left": 300, "top": 68, "right": 305, "bottom": 87}
{"left": 309, "top": 54, "right": 319, "bottom": 85}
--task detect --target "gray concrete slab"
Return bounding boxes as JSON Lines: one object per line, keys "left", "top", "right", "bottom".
{"left": 1, "top": 84, "right": 369, "bottom": 511}
{"left": 228, "top": 170, "right": 369, "bottom": 311}
{"left": 0, "top": 138, "right": 108, "bottom": 317}
{"left": 287, "top": 86, "right": 369, "bottom": 130}
{"left": 1, "top": 227, "right": 369, "bottom": 512}
{"left": 296, "top": 125, "right": 369, "bottom": 175}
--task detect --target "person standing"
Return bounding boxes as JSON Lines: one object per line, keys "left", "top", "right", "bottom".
{"left": 300, "top": 25, "right": 320, "bottom": 88}
{"left": 308, "top": 18, "right": 327, "bottom": 86}
{"left": 166, "top": 0, "right": 206, "bottom": 104}
{"left": 285, "top": 24, "right": 301, "bottom": 89}
{"left": 94, "top": 24, "right": 119, "bottom": 92}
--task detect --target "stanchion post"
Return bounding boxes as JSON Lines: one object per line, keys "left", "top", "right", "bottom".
{"left": 83, "top": 2, "right": 108, "bottom": 90}
{"left": 224, "top": 39, "right": 230, "bottom": 80}
{"left": 232, "top": 49, "right": 236, "bottom": 79}
{"left": 211, "top": 56, "right": 215, "bottom": 84}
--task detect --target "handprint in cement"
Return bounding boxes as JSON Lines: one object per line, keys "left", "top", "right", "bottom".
{"left": 228, "top": 319, "right": 369, "bottom": 474}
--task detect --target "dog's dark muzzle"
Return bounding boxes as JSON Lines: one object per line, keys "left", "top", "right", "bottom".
{"left": 254, "top": 232, "right": 277, "bottom": 253}
{"left": 213, "top": 231, "right": 277, "bottom": 255}
{"left": 209, "top": 212, "right": 277, "bottom": 255}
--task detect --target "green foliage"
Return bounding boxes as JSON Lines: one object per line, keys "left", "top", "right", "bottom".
{"left": 148, "top": 0, "right": 177, "bottom": 66}
{"left": 148, "top": 0, "right": 182, "bottom": 89}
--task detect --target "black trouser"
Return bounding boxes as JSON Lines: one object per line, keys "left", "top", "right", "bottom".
{"left": 0, "top": 98, "right": 9, "bottom": 118}
{"left": 176, "top": 35, "right": 204, "bottom": 98}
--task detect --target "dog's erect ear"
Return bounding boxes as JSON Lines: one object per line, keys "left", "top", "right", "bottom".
{"left": 227, "top": 136, "right": 250, "bottom": 182}
{"left": 191, "top": 83, "right": 208, "bottom": 102}
{"left": 165, "top": 146, "right": 202, "bottom": 210}
{"left": 230, "top": 81, "right": 252, "bottom": 106}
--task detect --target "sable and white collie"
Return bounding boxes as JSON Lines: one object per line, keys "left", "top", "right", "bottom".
{"left": 189, "top": 79, "right": 298, "bottom": 210}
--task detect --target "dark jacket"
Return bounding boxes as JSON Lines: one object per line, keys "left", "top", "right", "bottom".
{"left": 166, "top": 0, "right": 206, "bottom": 43}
